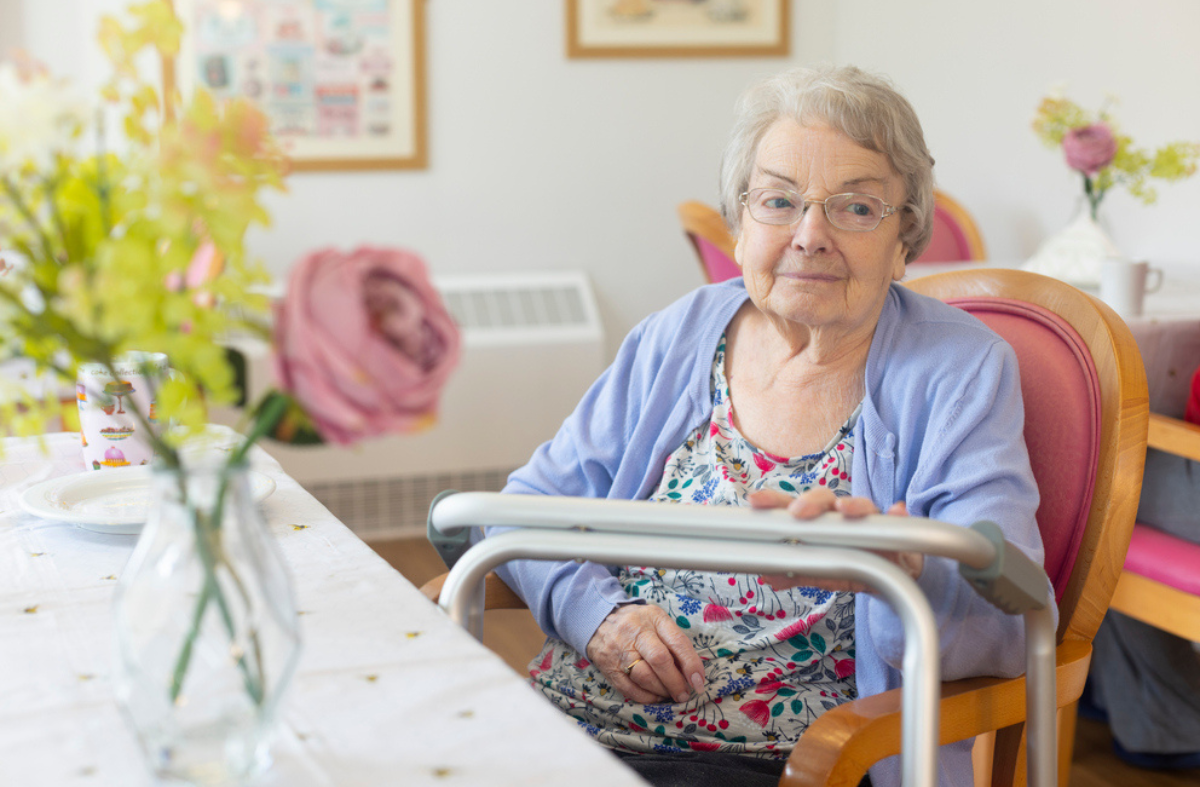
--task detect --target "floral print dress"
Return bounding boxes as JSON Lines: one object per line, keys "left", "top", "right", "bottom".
{"left": 530, "top": 336, "right": 861, "bottom": 760}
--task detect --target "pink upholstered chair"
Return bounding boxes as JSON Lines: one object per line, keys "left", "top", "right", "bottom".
{"left": 784, "top": 269, "right": 1147, "bottom": 787}
{"left": 913, "top": 190, "right": 987, "bottom": 264}
{"left": 678, "top": 201, "right": 740, "bottom": 283}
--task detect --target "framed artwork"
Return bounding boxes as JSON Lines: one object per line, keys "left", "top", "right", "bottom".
{"left": 566, "top": 0, "right": 789, "bottom": 58}
{"left": 170, "top": 0, "right": 427, "bottom": 171}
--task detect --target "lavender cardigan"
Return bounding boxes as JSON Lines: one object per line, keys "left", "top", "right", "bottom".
{"left": 489, "top": 278, "right": 1054, "bottom": 786}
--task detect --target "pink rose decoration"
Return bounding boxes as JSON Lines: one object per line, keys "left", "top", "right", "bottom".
{"left": 273, "top": 246, "right": 460, "bottom": 445}
{"left": 1062, "top": 123, "right": 1117, "bottom": 176}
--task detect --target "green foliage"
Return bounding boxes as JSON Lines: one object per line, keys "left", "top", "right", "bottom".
{"left": 0, "top": 1, "right": 288, "bottom": 463}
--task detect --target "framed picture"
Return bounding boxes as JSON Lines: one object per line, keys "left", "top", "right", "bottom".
{"left": 169, "top": 0, "right": 427, "bottom": 171}
{"left": 566, "top": 0, "right": 789, "bottom": 58}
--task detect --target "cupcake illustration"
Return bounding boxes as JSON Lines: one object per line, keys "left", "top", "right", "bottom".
{"left": 100, "top": 447, "right": 130, "bottom": 467}
{"left": 148, "top": 401, "right": 158, "bottom": 424}
{"left": 76, "top": 383, "right": 88, "bottom": 404}
{"left": 104, "top": 380, "right": 136, "bottom": 414}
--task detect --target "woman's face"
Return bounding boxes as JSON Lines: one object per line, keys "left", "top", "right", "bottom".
{"left": 735, "top": 119, "right": 908, "bottom": 338}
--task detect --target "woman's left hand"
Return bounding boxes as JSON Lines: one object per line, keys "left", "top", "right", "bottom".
{"left": 747, "top": 488, "right": 923, "bottom": 592}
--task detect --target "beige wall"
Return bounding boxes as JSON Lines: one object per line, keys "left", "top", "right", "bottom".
{"left": 10, "top": 1, "right": 1200, "bottom": 356}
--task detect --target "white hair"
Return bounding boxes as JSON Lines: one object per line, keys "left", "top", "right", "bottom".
{"left": 719, "top": 65, "right": 936, "bottom": 262}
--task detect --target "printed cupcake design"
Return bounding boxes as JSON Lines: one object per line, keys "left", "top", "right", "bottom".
{"left": 99, "top": 447, "right": 130, "bottom": 468}
{"left": 100, "top": 425, "right": 135, "bottom": 441}
{"left": 76, "top": 383, "right": 87, "bottom": 403}
{"left": 103, "top": 380, "right": 136, "bottom": 414}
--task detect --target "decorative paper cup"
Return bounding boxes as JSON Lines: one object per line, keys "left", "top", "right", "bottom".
{"left": 77, "top": 352, "right": 168, "bottom": 471}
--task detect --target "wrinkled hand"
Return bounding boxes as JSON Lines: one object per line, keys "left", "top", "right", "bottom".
{"left": 586, "top": 604, "right": 705, "bottom": 704}
{"left": 748, "top": 488, "right": 923, "bottom": 593}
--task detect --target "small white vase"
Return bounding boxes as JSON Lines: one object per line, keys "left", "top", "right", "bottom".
{"left": 1024, "top": 205, "right": 1121, "bottom": 288}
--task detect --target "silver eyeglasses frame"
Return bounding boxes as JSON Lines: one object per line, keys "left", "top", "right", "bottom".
{"left": 740, "top": 188, "right": 899, "bottom": 232}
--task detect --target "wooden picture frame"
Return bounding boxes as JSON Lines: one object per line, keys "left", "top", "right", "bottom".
{"left": 169, "top": 0, "right": 427, "bottom": 171}
{"left": 566, "top": 0, "right": 789, "bottom": 59}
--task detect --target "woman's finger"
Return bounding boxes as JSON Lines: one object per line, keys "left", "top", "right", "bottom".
{"left": 786, "top": 488, "right": 840, "bottom": 519}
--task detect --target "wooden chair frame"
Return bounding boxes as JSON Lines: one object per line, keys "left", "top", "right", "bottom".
{"left": 1107, "top": 413, "right": 1200, "bottom": 641}
{"left": 678, "top": 201, "right": 738, "bottom": 283}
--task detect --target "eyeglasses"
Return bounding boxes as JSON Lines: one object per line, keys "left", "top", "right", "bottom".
{"left": 739, "top": 188, "right": 898, "bottom": 232}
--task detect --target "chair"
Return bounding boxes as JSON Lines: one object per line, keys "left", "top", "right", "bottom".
{"left": 678, "top": 201, "right": 740, "bottom": 283}
{"left": 913, "top": 190, "right": 987, "bottom": 264}
{"left": 1107, "top": 413, "right": 1200, "bottom": 641}
{"left": 422, "top": 268, "right": 1148, "bottom": 787}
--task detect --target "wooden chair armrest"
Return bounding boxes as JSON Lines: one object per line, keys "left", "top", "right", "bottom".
{"left": 779, "top": 639, "right": 1092, "bottom": 787}
{"left": 1147, "top": 412, "right": 1200, "bottom": 461}
{"left": 419, "top": 570, "right": 528, "bottom": 610}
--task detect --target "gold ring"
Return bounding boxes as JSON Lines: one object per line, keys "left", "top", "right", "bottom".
{"left": 622, "top": 658, "right": 643, "bottom": 676}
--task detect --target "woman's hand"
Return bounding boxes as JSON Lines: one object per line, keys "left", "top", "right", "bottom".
{"left": 748, "top": 488, "right": 923, "bottom": 592}
{"left": 586, "top": 604, "right": 705, "bottom": 705}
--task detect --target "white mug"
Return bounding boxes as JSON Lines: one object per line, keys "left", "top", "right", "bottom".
{"left": 1098, "top": 258, "right": 1162, "bottom": 320}
{"left": 77, "top": 352, "right": 168, "bottom": 470}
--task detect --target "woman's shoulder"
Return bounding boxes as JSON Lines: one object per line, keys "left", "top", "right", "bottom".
{"left": 885, "top": 282, "right": 1011, "bottom": 351}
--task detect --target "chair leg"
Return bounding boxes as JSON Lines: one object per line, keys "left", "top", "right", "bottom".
{"left": 1057, "top": 702, "right": 1078, "bottom": 787}
{"left": 990, "top": 722, "right": 1026, "bottom": 787}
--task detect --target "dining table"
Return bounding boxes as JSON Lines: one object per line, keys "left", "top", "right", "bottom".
{"left": 0, "top": 430, "right": 649, "bottom": 787}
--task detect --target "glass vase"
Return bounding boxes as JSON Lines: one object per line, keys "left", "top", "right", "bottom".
{"left": 113, "top": 463, "right": 301, "bottom": 785}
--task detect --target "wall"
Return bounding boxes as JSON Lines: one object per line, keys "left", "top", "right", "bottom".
{"left": 7, "top": 0, "right": 1200, "bottom": 356}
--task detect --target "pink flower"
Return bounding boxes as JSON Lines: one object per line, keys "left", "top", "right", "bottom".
{"left": 1062, "top": 123, "right": 1117, "bottom": 176}
{"left": 703, "top": 603, "right": 733, "bottom": 622}
{"left": 273, "top": 246, "right": 460, "bottom": 445}
{"left": 752, "top": 452, "right": 775, "bottom": 473}
{"left": 739, "top": 699, "right": 771, "bottom": 727}
{"left": 774, "top": 612, "right": 825, "bottom": 642}
{"left": 688, "top": 741, "right": 722, "bottom": 752}
{"left": 834, "top": 658, "right": 856, "bottom": 679}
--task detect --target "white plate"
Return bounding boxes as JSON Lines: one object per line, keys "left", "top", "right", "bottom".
{"left": 18, "top": 466, "right": 277, "bottom": 535}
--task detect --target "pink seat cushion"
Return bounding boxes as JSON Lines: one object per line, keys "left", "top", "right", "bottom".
{"left": 1124, "top": 524, "right": 1200, "bottom": 596}
{"left": 948, "top": 298, "right": 1102, "bottom": 602}
{"left": 914, "top": 205, "right": 972, "bottom": 263}
{"left": 693, "top": 235, "right": 740, "bottom": 283}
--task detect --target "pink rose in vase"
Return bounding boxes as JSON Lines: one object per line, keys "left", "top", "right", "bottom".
{"left": 273, "top": 246, "right": 461, "bottom": 445}
{"left": 1062, "top": 123, "right": 1117, "bottom": 176}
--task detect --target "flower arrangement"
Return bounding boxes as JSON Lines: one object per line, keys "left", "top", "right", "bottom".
{"left": 0, "top": 0, "right": 459, "bottom": 753}
{"left": 1033, "top": 93, "right": 1199, "bottom": 220}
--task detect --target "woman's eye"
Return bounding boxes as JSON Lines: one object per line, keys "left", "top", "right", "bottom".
{"left": 763, "top": 196, "right": 794, "bottom": 210}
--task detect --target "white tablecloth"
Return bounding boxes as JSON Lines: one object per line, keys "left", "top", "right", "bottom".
{"left": 0, "top": 433, "right": 647, "bottom": 786}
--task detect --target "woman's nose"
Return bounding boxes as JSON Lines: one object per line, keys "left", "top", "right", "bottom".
{"left": 791, "top": 203, "right": 833, "bottom": 254}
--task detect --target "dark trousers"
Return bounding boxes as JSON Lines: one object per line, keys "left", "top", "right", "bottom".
{"left": 611, "top": 749, "right": 873, "bottom": 787}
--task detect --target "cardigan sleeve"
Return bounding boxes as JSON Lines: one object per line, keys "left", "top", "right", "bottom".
{"left": 863, "top": 338, "right": 1055, "bottom": 681}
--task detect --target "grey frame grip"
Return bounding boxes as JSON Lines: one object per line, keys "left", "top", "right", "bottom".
{"left": 958, "top": 520, "right": 1051, "bottom": 614}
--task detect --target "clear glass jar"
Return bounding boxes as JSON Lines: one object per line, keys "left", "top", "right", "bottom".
{"left": 113, "top": 462, "right": 301, "bottom": 785}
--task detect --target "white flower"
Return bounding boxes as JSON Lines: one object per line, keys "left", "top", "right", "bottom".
{"left": 0, "top": 60, "right": 90, "bottom": 177}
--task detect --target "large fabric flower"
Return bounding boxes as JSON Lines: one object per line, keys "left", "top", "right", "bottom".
{"left": 273, "top": 246, "right": 460, "bottom": 445}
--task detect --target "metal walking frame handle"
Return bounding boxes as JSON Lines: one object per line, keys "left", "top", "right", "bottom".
{"left": 429, "top": 492, "right": 1057, "bottom": 787}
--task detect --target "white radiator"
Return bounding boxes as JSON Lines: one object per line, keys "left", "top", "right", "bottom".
{"left": 256, "top": 271, "right": 606, "bottom": 540}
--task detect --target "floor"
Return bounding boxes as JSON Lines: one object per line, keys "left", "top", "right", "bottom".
{"left": 372, "top": 537, "right": 1200, "bottom": 787}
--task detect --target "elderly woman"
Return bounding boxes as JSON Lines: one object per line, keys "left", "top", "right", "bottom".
{"left": 487, "top": 65, "right": 1050, "bottom": 787}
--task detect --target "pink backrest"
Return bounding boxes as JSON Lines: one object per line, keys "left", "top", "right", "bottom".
{"left": 691, "top": 235, "right": 741, "bottom": 284}
{"left": 915, "top": 203, "right": 974, "bottom": 263}
{"left": 948, "top": 297, "right": 1103, "bottom": 602}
